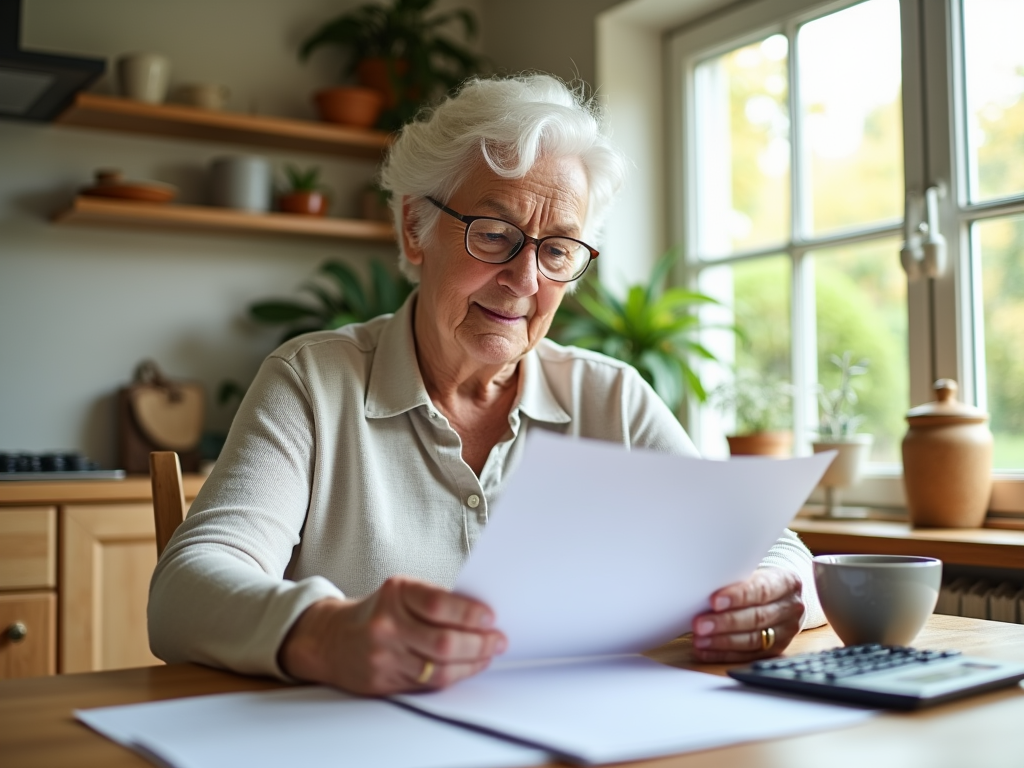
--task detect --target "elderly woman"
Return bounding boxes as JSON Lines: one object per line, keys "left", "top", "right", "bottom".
{"left": 149, "top": 74, "right": 824, "bottom": 695}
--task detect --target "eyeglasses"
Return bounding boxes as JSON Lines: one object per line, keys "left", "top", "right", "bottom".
{"left": 425, "top": 197, "right": 598, "bottom": 283}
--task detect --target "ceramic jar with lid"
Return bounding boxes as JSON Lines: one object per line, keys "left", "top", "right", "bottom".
{"left": 901, "top": 379, "right": 993, "bottom": 528}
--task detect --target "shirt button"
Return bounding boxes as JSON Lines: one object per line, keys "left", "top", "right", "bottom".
{"left": 467, "top": 494, "right": 480, "bottom": 509}
{"left": 429, "top": 411, "right": 438, "bottom": 419}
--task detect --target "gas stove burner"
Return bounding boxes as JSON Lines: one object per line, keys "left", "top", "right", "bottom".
{"left": 0, "top": 452, "right": 126, "bottom": 481}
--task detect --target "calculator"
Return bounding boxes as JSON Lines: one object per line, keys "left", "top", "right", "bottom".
{"left": 728, "top": 644, "right": 1024, "bottom": 709}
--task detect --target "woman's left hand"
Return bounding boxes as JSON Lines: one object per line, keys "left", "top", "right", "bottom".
{"left": 690, "top": 567, "right": 804, "bottom": 663}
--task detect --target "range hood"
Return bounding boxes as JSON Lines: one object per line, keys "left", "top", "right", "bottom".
{"left": 0, "top": 0, "right": 105, "bottom": 121}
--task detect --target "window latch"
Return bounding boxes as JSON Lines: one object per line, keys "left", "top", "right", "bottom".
{"left": 901, "top": 184, "right": 947, "bottom": 280}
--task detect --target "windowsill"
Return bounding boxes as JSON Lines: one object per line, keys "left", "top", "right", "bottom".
{"left": 807, "top": 469, "right": 1024, "bottom": 516}
{"left": 791, "top": 511, "right": 1024, "bottom": 569}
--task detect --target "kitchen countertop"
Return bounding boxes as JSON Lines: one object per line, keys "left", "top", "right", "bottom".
{"left": 0, "top": 474, "right": 207, "bottom": 505}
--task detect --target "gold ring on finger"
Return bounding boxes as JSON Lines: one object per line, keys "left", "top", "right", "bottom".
{"left": 416, "top": 659, "right": 435, "bottom": 685}
{"left": 760, "top": 627, "right": 776, "bottom": 651}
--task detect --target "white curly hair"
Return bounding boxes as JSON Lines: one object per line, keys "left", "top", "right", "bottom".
{"left": 378, "top": 73, "right": 630, "bottom": 284}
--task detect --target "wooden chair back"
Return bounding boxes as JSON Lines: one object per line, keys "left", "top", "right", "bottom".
{"left": 149, "top": 451, "right": 187, "bottom": 557}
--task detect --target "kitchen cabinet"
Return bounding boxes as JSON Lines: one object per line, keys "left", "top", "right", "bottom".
{"left": 0, "top": 506, "right": 57, "bottom": 678}
{"left": 0, "top": 477, "right": 203, "bottom": 678}
{"left": 52, "top": 93, "right": 394, "bottom": 243}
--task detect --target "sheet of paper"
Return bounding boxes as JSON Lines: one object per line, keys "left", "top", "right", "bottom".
{"left": 395, "top": 655, "right": 875, "bottom": 765}
{"left": 456, "top": 432, "right": 835, "bottom": 660}
{"left": 76, "top": 687, "right": 549, "bottom": 768}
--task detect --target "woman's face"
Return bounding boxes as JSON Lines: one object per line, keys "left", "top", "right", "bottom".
{"left": 406, "top": 154, "right": 589, "bottom": 371}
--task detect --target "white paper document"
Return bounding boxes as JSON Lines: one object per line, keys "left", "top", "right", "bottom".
{"left": 456, "top": 432, "right": 836, "bottom": 660}
{"left": 76, "top": 687, "right": 549, "bottom": 768}
{"left": 77, "top": 434, "right": 857, "bottom": 768}
{"left": 395, "top": 655, "right": 874, "bottom": 765}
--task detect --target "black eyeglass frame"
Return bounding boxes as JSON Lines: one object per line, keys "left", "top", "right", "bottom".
{"left": 425, "top": 196, "right": 599, "bottom": 283}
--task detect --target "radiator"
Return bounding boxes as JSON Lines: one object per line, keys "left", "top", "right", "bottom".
{"left": 935, "top": 577, "right": 1024, "bottom": 623}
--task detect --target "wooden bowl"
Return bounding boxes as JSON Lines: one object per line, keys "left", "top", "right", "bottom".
{"left": 81, "top": 169, "right": 177, "bottom": 203}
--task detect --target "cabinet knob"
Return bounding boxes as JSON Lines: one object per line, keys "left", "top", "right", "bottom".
{"left": 5, "top": 622, "right": 27, "bottom": 643}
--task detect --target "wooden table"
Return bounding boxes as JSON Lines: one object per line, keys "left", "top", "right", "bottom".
{"left": 2, "top": 615, "right": 1022, "bottom": 768}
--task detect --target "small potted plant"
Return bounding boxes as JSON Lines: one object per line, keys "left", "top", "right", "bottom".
{"left": 278, "top": 165, "right": 330, "bottom": 217}
{"left": 299, "top": 0, "right": 485, "bottom": 130}
{"left": 710, "top": 370, "right": 793, "bottom": 456}
{"left": 813, "top": 352, "right": 873, "bottom": 514}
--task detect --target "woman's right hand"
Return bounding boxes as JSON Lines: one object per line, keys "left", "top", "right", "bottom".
{"left": 278, "top": 575, "right": 507, "bottom": 695}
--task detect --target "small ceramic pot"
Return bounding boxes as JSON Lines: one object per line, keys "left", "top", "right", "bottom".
{"left": 177, "top": 83, "right": 230, "bottom": 110}
{"left": 279, "top": 191, "right": 328, "bottom": 216}
{"left": 314, "top": 87, "right": 384, "bottom": 129}
{"left": 359, "top": 187, "right": 391, "bottom": 222}
{"left": 117, "top": 53, "right": 170, "bottom": 103}
{"left": 356, "top": 57, "right": 410, "bottom": 109}
{"left": 902, "top": 379, "right": 992, "bottom": 528}
{"left": 812, "top": 435, "right": 873, "bottom": 488}
{"left": 209, "top": 156, "right": 270, "bottom": 212}
{"left": 726, "top": 431, "right": 792, "bottom": 457}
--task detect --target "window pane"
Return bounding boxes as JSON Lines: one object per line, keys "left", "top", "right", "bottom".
{"left": 798, "top": 0, "right": 903, "bottom": 235}
{"left": 812, "top": 237, "right": 907, "bottom": 462}
{"left": 697, "top": 257, "right": 791, "bottom": 456}
{"left": 963, "top": 0, "right": 1024, "bottom": 203}
{"left": 975, "top": 215, "right": 1024, "bottom": 469}
{"left": 693, "top": 35, "right": 790, "bottom": 257}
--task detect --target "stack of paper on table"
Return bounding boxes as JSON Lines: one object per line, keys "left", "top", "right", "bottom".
{"left": 78, "top": 433, "right": 874, "bottom": 768}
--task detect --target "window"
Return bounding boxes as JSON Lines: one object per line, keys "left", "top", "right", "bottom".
{"left": 668, "top": 0, "right": 1024, "bottom": 515}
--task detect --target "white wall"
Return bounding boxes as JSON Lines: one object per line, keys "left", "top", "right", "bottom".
{"left": 596, "top": 0, "right": 730, "bottom": 290}
{"left": 0, "top": 0, "right": 479, "bottom": 466}
{"left": 480, "top": 0, "right": 622, "bottom": 88}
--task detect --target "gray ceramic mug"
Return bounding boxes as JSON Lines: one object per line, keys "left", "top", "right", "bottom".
{"left": 813, "top": 554, "right": 942, "bottom": 646}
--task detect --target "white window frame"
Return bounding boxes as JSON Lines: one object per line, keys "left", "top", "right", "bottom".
{"left": 664, "top": 0, "right": 1024, "bottom": 518}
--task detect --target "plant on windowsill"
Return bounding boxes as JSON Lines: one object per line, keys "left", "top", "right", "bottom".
{"left": 299, "top": 0, "right": 485, "bottom": 130}
{"left": 710, "top": 370, "right": 793, "bottom": 456}
{"left": 550, "top": 250, "right": 734, "bottom": 413}
{"left": 812, "top": 351, "right": 873, "bottom": 516}
{"left": 278, "top": 165, "right": 331, "bottom": 217}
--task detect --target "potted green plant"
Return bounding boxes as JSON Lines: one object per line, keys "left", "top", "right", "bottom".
{"left": 299, "top": 0, "right": 484, "bottom": 130}
{"left": 551, "top": 251, "right": 731, "bottom": 413}
{"left": 210, "top": 257, "right": 414, "bottom": 459}
{"left": 278, "top": 165, "right": 331, "bottom": 216}
{"left": 249, "top": 257, "right": 413, "bottom": 342}
{"left": 710, "top": 370, "right": 793, "bottom": 456}
{"left": 812, "top": 351, "right": 873, "bottom": 515}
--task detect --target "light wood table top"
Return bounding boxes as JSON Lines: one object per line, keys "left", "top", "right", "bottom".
{"left": 2, "top": 614, "right": 1022, "bottom": 768}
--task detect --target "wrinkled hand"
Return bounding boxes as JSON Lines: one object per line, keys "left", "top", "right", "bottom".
{"left": 279, "top": 575, "right": 507, "bottom": 695}
{"left": 691, "top": 567, "right": 804, "bottom": 663}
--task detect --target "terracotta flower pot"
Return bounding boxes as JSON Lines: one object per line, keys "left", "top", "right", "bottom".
{"left": 726, "top": 431, "right": 792, "bottom": 457}
{"left": 356, "top": 57, "right": 410, "bottom": 109}
{"left": 279, "top": 191, "right": 329, "bottom": 216}
{"left": 314, "top": 86, "right": 384, "bottom": 128}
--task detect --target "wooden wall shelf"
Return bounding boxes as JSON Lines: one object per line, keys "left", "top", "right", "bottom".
{"left": 55, "top": 196, "right": 395, "bottom": 242}
{"left": 791, "top": 518, "right": 1024, "bottom": 570}
{"left": 56, "top": 93, "right": 390, "bottom": 159}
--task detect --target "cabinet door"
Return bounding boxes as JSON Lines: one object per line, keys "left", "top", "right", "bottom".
{"left": 0, "top": 592, "right": 56, "bottom": 678}
{"left": 0, "top": 507, "right": 57, "bottom": 589}
{"left": 61, "top": 504, "right": 162, "bottom": 673}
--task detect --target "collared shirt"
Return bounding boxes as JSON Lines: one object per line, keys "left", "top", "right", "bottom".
{"left": 149, "top": 294, "right": 821, "bottom": 679}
